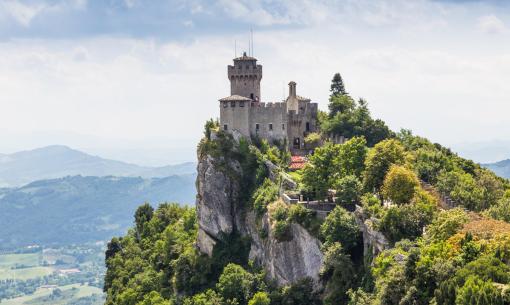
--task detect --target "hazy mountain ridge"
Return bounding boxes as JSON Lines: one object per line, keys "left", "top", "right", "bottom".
{"left": 0, "top": 145, "right": 196, "bottom": 187}
{"left": 0, "top": 174, "right": 197, "bottom": 249}
{"left": 482, "top": 159, "right": 510, "bottom": 179}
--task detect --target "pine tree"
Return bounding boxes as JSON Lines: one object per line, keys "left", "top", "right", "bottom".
{"left": 330, "top": 73, "right": 347, "bottom": 96}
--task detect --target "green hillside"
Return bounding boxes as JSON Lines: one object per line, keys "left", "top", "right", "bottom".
{"left": 103, "top": 75, "right": 510, "bottom": 305}
{"left": 0, "top": 174, "right": 196, "bottom": 249}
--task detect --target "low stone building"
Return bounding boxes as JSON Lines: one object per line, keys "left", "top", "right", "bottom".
{"left": 219, "top": 52, "right": 318, "bottom": 153}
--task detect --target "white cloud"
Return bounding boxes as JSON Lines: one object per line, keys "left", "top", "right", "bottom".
{"left": 477, "top": 15, "right": 506, "bottom": 34}
{"left": 1, "top": 0, "right": 47, "bottom": 27}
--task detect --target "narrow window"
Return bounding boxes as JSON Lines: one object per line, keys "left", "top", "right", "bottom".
{"left": 282, "top": 123, "right": 285, "bottom": 130}
{"left": 250, "top": 93, "right": 254, "bottom": 100}
{"left": 269, "top": 123, "right": 273, "bottom": 131}
{"left": 306, "top": 122, "right": 310, "bottom": 132}
{"left": 255, "top": 123, "right": 260, "bottom": 131}
{"left": 223, "top": 124, "right": 228, "bottom": 131}
{"left": 231, "top": 101, "right": 236, "bottom": 107}
{"left": 223, "top": 102, "right": 228, "bottom": 108}
{"left": 239, "top": 101, "right": 245, "bottom": 107}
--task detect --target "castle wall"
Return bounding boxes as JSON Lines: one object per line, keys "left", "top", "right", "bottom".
{"left": 220, "top": 101, "right": 250, "bottom": 136}
{"left": 249, "top": 102, "right": 287, "bottom": 143}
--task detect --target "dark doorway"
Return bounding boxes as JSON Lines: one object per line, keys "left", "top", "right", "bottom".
{"left": 293, "top": 137, "right": 300, "bottom": 149}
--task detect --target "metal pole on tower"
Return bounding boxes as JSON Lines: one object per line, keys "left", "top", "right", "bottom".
{"left": 251, "top": 28, "right": 254, "bottom": 56}
{"left": 235, "top": 40, "right": 237, "bottom": 58}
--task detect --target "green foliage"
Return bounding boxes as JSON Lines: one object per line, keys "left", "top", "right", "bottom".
{"left": 204, "top": 118, "right": 219, "bottom": 140}
{"left": 252, "top": 179, "right": 278, "bottom": 217}
{"left": 330, "top": 72, "right": 347, "bottom": 97}
{"left": 378, "top": 190, "right": 436, "bottom": 243}
{"left": 320, "top": 242, "right": 356, "bottom": 305}
{"left": 334, "top": 175, "right": 362, "bottom": 205}
{"left": 322, "top": 92, "right": 394, "bottom": 146}
{"left": 363, "top": 139, "right": 407, "bottom": 194}
{"left": 183, "top": 289, "right": 223, "bottom": 305}
{"left": 425, "top": 208, "right": 469, "bottom": 241}
{"left": 300, "top": 142, "right": 340, "bottom": 200}
{"left": 300, "top": 137, "right": 367, "bottom": 201}
{"left": 304, "top": 132, "right": 322, "bottom": 149}
{"left": 135, "top": 203, "right": 154, "bottom": 240}
{"left": 248, "top": 291, "right": 270, "bottom": 305}
{"left": 382, "top": 165, "right": 420, "bottom": 205}
{"left": 288, "top": 204, "right": 322, "bottom": 236}
{"left": 138, "top": 291, "right": 172, "bottom": 305}
{"left": 487, "top": 196, "right": 510, "bottom": 222}
{"left": 320, "top": 206, "right": 360, "bottom": 251}
{"left": 216, "top": 264, "right": 257, "bottom": 305}
{"left": 275, "top": 278, "right": 322, "bottom": 305}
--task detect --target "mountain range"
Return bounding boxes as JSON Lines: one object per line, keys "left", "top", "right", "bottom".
{"left": 0, "top": 174, "right": 196, "bottom": 249}
{"left": 482, "top": 159, "right": 510, "bottom": 179}
{"left": 0, "top": 145, "right": 196, "bottom": 187}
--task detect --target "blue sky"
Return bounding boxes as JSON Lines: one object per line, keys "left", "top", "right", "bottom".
{"left": 1, "top": 0, "right": 510, "bottom": 165}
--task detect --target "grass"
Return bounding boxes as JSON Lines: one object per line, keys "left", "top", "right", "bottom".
{"left": 0, "top": 253, "right": 40, "bottom": 268}
{"left": 0, "top": 266, "right": 54, "bottom": 280}
{"left": 2, "top": 284, "right": 103, "bottom": 305}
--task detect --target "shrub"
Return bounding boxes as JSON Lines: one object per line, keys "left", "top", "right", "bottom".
{"left": 381, "top": 165, "right": 419, "bottom": 205}
{"left": 252, "top": 179, "right": 279, "bottom": 216}
{"left": 320, "top": 206, "right": 360, "bottom": 251}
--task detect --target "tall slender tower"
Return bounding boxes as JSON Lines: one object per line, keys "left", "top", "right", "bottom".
{"left": 227, "top": 52, "right": 262, "bottom": 101}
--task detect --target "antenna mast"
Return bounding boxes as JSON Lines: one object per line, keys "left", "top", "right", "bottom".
{"left": 250, "top": 28, "right": 254, "bottom": 56}
{"left": 234, "top": 40, "right": 237, "bottom": 58}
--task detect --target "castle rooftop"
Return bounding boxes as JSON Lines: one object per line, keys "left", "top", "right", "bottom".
{"left": 219, "top": 95, "right": 253, "bottom": 102}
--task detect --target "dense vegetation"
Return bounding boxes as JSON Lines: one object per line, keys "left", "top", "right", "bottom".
{"left": 105, "top": 73, "right": 510, "bottom": 305}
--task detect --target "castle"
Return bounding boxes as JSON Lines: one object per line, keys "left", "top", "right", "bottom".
{"left": 219, "top": 52, "right": 318, "bottom": 153}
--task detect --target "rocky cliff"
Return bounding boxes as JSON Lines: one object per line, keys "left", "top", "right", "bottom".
{"left": 195, "top": 135, "right": 324, "bottom": 286}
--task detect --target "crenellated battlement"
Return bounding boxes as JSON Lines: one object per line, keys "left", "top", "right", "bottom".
{"left": 252, "top": 102, "right": 286, "bottom": 109}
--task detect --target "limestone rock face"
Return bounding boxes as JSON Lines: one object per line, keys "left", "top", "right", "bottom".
{"left": 195, "top": 154, "right": 242, "bottom": 256}
{"left": 195, "top": 147, "right": 324, "bottom": 287}
{"left": 354, "top": 206, "right": 389, "bottom": 258}
{"left": 246, "top": 211, "right": 324, "bottom": 286}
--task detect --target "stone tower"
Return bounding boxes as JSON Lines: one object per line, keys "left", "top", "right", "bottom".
{"left": 228, "top": 52, "right": 262, "bottom": 101}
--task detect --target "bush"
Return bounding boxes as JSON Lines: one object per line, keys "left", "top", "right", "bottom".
{"left": 252, "top": 179, "right": 279, "bottom": 216}
{"left": 288, "top": 204, "right": 321, "bottom": 236}
{"left": 381, "top": 165, "right": 419, "bottom": 205}
{"left": 334, "top": 175, "right": 362, "bottom": 205}
{"left": 320, "top": 206, "right": 360, "bottom": 251}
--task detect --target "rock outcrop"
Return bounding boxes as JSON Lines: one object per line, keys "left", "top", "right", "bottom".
{"left": 354, "top": 205, "right": 389, "bottom": 258}
{"left": 196, "top": 137, "right": 324, "bottom": 286}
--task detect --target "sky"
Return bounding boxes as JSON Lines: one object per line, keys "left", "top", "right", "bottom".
{"left": 1, "top": 0, "right": 510, "bottom": 165}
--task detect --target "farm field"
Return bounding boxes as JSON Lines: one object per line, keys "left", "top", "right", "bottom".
{"left": 0, "top": 266, "right": 53, "bottom": 281}
{"left": 1, "top": 283, "right": 103, "bottom": 305}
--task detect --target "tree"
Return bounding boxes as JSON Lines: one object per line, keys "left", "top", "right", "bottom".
{"left": 363, "top": 139, "right": 407, "bottom": 196}
{"left": 335, "top": 136, "right": 367, "bottom": 179}
{"left": 139, "top": 291, "right": 172, "bottom": 305}
{"left": 320, "top": 206, "right": 360, "bottom": 251}
{"left": 330, "top": 73, "right": 347, "bottom": 96}
{"left": 334, "top": 175, "right": 362, "bottom": 205}
{"left": 135, "top": 203, "right": 154, "bottom": 239}
{"left": 183, "top": 289, "right": 223, "bottom": 305}
{"left": 216, "top": 264, "right": 256, "bottom": 305}
{"left": 328, "top": 95, "right": 355, "bottom": 117}
{"left": 248, "top": 292, "right": 270, "bottom": 305}
{"left": 300, "top": 142, "right": 341, "bottom": 200}
{"left": 381, "top": 165, "right": 420, "bottom": 205}
{"left": 320, "top": 242, "right": 356, "bottom": 305}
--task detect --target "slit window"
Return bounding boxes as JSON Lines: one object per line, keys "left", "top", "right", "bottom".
{"left": 255, "top": 123, "right": 260, "bottom": 131}
{"left": 282, "top": 124, "right": 285, "bottom": 130}
{"left": 239, "top": 101, "right": 245, "bottom": 107}
{"left": 223, "top": 102, "right": 228, "bottom": 108}
{"left": 306, "top": 122, "right": 310, "bottom": 132}
{"left": 223, "top": 124, "right": 228, "bottom": 131}
{"left": 269, "top": 123, "right": 273, "bottom": 131}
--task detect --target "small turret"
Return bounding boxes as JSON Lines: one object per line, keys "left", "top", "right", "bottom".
{"left": 286, "top": 81, "right": 299, "bottom": 113}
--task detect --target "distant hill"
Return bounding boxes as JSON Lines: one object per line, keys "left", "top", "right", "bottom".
{"left": 482, "top": 159, "right": 510, "bottom": 179}
{"left": 0, "top": 145, "right": 196, "bottom": 187}
{"left": 0, "top": 174, "right": 196, "bottom": 249}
